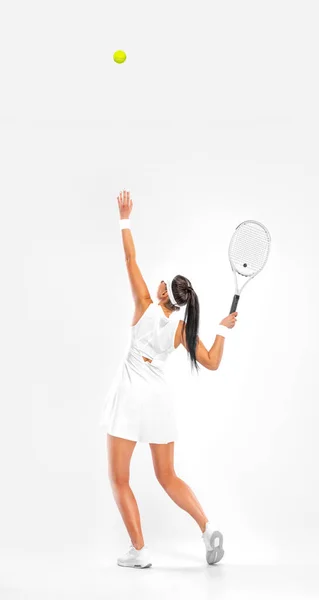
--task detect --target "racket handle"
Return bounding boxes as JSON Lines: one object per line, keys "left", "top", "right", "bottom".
{"left": 229, "top": 294, "right": 240, "bottom": 314}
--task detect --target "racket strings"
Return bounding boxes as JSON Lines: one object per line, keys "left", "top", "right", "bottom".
{"left": 230, "top": 238, "right": 268, "bottom": 269}
{"left": 229, "top": 223, "right": 270, "bottom": 274}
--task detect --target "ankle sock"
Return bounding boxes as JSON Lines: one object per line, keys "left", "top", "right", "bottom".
{"left": 132, "top": 544, "right": 146, "bottom": 552}
{"left": 202, "top": 522, "right": 215, "bottom": 550}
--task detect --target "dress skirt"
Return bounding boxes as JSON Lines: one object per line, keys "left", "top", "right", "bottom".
{"left": 99, "top": 346, "right": 179, "bottom": 444}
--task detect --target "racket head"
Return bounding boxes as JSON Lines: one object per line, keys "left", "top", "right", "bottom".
{"left": 228, "top": 220, "right": 271, "bottom": 277}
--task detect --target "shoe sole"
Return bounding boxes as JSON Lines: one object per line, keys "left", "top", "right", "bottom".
{"left": 206, "top": 530, "right": 224, "bottom": 565}
{"left": 117, "top": 561, "right": 152, "bottom": 568}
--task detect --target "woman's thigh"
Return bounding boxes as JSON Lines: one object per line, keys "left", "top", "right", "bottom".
{"left": 149, "top": 441, "right": 175, "bottom": 483}
{"left": 107, "top": 433, "right": 137, "bottom": 484}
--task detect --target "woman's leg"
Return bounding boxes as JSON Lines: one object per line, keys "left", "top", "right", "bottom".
{"left": 149, "top": 441, "right": 209, "bottom": 532}
{"left": 107, "top": 433, "right": 145, "bottom": 550}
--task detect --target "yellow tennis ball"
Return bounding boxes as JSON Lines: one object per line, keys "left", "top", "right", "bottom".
{"left": 113, "top": 50, "right": 126, "bottom": 64}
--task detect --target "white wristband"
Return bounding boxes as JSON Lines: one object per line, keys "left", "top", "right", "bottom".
{"left": 119, "top": 219, "right": 131, "bottom": 230}
{"left": 216, "top": 324, "right": 229, "bottom": 339}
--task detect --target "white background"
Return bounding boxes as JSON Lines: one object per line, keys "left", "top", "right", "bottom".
{"left": 0, "top": 0, "right": 318, "bottom": 597}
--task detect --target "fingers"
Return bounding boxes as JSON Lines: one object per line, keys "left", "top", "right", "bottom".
{"left": 118, "top": 189, "right": 131, "bottom": 205}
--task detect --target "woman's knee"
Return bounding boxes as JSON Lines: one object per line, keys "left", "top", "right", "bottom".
{"left": 155, "top": 469, "right": 176, "bottom": 488}
{"left": 150, "top": 441, "right": 175, "bottom": 487}
{"left": 108, "top": 471, "right": 130, "bottom": 487}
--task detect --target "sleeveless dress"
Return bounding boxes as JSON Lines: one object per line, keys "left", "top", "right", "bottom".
{"left": 99, "top": 302, "right": 185, "bottom": 443}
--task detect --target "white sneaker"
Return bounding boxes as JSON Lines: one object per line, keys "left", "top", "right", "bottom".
{"left": 117, "top": 543, "right": 152, "bottom": 568}
{"left": 202, "top": 523, "right": 225, "bottom": 565}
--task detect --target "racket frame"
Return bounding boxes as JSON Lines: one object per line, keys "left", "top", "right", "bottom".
{"left": 228, "top": 219, "right": 271, "bottom": 314}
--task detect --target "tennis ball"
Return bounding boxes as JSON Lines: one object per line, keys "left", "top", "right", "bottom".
{"left": 113, "top": 50, "right": 126, "bottom": 64}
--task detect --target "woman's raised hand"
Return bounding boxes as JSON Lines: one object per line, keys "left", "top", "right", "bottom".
{"left": 117, "top": 189, "right": 133, "bottom": 219}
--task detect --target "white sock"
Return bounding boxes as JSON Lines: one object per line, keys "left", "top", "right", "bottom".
{"left": 132, "top": 544, "right": 146, "bottom": 552}
{"left": 202, "top": 521, "right": 214, "bottom": 550}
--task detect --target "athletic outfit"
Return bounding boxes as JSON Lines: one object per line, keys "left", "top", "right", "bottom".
{"left": 100, "top": 298, "right": 226, "bottom": 566}
{"left": 99, "top": 302, "right": 185, "bottom": 443}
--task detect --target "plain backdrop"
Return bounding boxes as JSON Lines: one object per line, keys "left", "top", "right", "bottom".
{"left": 0, "top": 0, "right": 319, "bottom": 594}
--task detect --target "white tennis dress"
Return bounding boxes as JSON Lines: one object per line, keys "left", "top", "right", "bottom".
{"left": 99, "top": 302, "right": 185, "bottom": 443}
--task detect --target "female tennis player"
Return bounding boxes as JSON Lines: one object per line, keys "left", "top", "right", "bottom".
{"left": 100, "top": 189, "right": 238, "bottom": 568}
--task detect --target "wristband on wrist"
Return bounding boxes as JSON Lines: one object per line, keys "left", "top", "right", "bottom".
{"left": 119, "top": 218, "right": 131, "bottom": 230}
{"left": 216, "top": 324, "right": 229, "bottom": 339}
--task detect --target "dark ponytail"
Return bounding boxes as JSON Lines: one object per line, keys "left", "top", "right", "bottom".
{"left": 164, "top": 274, "right": 200, "bottom": 374}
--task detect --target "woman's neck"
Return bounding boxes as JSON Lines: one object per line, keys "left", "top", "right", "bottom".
{"left": 158, "top": 302, "right": 173, "bottom": 318}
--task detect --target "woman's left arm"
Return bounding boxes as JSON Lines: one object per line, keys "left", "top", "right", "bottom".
{"left": 117, "top": 190, "right": 151, "bottom": 303}
{"left": 118, "top": 190, "right": 136, "bottom": 260}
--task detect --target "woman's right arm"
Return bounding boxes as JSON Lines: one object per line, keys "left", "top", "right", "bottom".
{"left": 208, "top": 335, "right": 225, "bottom": 370}
{"left": 179, "top": 311, "right": 238, "bottom": 370}
{"left": 208, "top": 311, "right": 238, "bottom": 369}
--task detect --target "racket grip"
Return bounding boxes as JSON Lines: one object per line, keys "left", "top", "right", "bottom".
{"left": 229, "top": 294, "right": 240, "bottom": 314}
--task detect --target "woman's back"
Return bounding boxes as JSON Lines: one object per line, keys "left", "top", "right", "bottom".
{"left": 129, "top": 302, "right": 184, "bottom": 368}
{"left": 100, "top": 301, "right": 185, "bottom": 443}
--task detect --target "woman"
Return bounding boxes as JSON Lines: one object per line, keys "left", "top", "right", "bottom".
{"left": 100, "top": 189, "right": 238, "bottom": 568}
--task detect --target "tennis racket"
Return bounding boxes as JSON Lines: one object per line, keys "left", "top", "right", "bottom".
{"left": 228, "top": 219, "right": 271, "bottom": 314}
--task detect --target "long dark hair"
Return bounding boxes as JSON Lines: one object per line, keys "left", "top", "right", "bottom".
{"left": 164, "top": 274, "right": 200, "bottom": 374}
